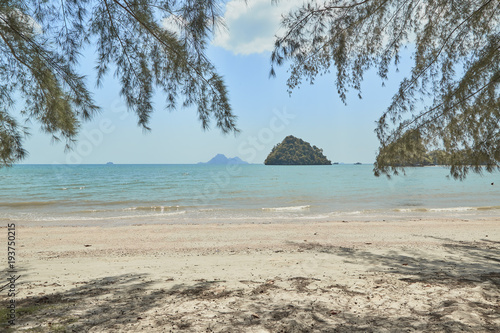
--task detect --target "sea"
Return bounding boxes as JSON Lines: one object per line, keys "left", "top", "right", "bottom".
{"left": 1, "top": 164, "right": 499, "bottom": 226}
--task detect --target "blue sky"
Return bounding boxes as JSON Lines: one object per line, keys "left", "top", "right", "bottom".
{"left": 21, "top": 0, "right": 409, "bottom": 165}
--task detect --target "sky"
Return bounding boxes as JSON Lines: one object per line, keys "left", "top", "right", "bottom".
{"left": 20, "top": 0, "right": 410, "bottom": 165}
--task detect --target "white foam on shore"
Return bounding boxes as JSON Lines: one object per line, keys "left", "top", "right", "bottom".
{"left": 429, "top": 207, "right": 476, "bottom": 212}
{"left": 394, "top": 208, "right": 429, "bottom": 212}
{"left": 123, "top": 205, "right": 182, "bottom": 212}
{"left": 330, "top": 210, "right": 362, "bottom": 216}
{"left": 262, "top": 205, "right": 311, "bottom": 212}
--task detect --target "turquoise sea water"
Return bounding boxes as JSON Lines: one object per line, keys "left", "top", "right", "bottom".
{"left": 0, "top": 164, "right": 499, "bottom": 226}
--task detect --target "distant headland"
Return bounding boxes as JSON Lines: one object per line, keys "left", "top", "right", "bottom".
{"left": 199, "top": 154, "right": 249, "bottom": 165}
{"left": 264, "top": 135, "right": 331, "bottom": 165}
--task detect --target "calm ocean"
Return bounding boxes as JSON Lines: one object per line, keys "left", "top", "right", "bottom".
{"left": 1, "top": 164, "right": 499, "bottom": 226}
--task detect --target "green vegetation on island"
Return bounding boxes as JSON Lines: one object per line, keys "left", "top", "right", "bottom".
{"left": 264, "top": 136, "right": 331, "bottom": 165}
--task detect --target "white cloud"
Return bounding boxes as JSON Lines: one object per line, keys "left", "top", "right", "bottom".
{"left": 213, "top": 0, "right": 305, "bottom": 55}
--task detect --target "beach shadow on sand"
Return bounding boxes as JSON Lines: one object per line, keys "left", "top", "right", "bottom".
{"left": 2, "top": 238, "right": 499, "bottom": 332}
{"left": 296, "top": 236, "right": 500, "bottom": 285}
{"left": 1, "top": 273, "right": 163, "bottom": 332}
{"left": 290, "top": 237, "right": 500, "bottom": 332}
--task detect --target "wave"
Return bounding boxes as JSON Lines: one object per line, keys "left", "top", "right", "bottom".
{"left": 329, "top": 210, "right": 363, "bottom": 216}
{"left": 394, "top": 206, "right": 500, "bottom": 213}
{"left": 429, "top": 207, "right": 476, "bottom": 212}
{"left": 56, "top": 186, "right": 86, "bottom": 190}
{"left": 73, "top": 209, "right": 114, "bottom": 214}
{"left": 198, "top": 208, "right": 219, "bottom": 212}
{"left": 393, "top": 208, "right": 430, "bottom": 212}
{"left": 123, "top": 205, "right": 184, "bottom": 212}
{"left": 262, "top": 205, "right": 311, "bottom": 212}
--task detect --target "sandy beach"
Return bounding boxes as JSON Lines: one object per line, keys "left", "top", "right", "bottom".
{"left": 2, "top": 218, "right": 500, "bottom": 332}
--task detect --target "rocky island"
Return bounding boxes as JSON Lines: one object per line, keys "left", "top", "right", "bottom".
{"left": 264, "top": 135, "right": 331, "bottom": 165}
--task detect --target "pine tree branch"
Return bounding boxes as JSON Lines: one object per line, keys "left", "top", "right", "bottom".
{"left": 290, "top": 0, "right": 392, "bottom": 72}
{"left": 101, "top": 0, "right": 140, "bottom": 88}
{"left": 0, "top": 13, "right": 88, "bottom": 102}
{"left": 397, "top": 0, "right": 495, "bottom": 98}
{"left": 60, "top": 0, "right": 70, "bottom": 38}
{"left": 388, "top": 77, "right": 498, "bottom": 145}
{"left": 276, "top": 0, "right": 374, "bottom": 48}
{"left": 111, "top": 0, "right": 221, "bottom": 100}
{"left": 0, "top": 29, "right": 35, "bottom": 74}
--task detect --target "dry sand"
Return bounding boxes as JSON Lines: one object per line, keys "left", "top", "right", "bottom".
{"left": 2, "top": 218, "right": 500, "bottom": 332}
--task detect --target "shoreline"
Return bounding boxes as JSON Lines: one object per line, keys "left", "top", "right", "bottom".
{"left": 3, "top": 205, "right": 500, "bottom": 228}
{"left": 2, "top": 218, "right": 499, "bottom": 332}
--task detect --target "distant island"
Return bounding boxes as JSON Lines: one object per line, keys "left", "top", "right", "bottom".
{"left": 264, "top": 135, "right": 332, "bottom": 165}
{"left": 199, "top": 154, "right": 249, "bottom": 165}
{"left": 106, "top": 162, "right": 114, "bottom": 165}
